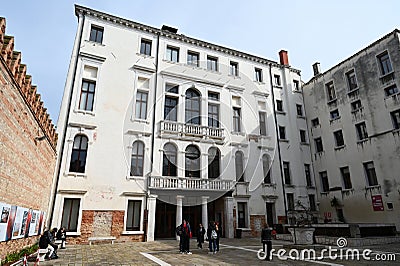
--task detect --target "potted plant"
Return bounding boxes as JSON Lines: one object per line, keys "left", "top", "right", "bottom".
{"left": 287, "top": 200, "right": 316, "bottom": 245}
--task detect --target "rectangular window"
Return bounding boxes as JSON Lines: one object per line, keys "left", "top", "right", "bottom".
{"left": 364, "top": 161, "right": 378, "bottom": 186}
{"left": 89, "top": 25, "right": 103, "bottom": 44}
{"left": 208, "top": 91, "right": 220, "bottom": 101}
{"left": 340, "top": 167, "right": 352, "bottom": 189}
{"left": 61, "top": 198, "right": 80, "bottom": 232}
{"left": 274, "top": 75, "right": 281, "bottom": 86}
{"left": 208, "top": 104, "right": 220, "bottom": 128}
{"left": 187, "top": 51, "right": 199, "bottom": 67}
{"left": 126, "top": 200, "right": 141, "bottom": 231}
{"left": 315, "top": 137, "right": 323, "bottom": 152}
{"left": 233, "top": 107, "right": 241, "bottom": 132}
{"left": 259, "top": 112, "right": 267, "bottom": 136}
{"left": 346, "top": 70, "right": 358, "bottom": 91}
{"left": 279, "top": 126, "right": 286, "bottom": 140}
{"left": 305, "top": 164, "right": 312, "bottom": 187}
{"left": 207, "top": 56, "right": 218, "bottom": 71}
{"left": 356, "top": 122, "right": 368, "bottom": 140}
{"left": 296, "top": 104, "right": 303, "bottom": 116}
{"left": 384, "top": 84, "right": 399, "bottom": 97}
{"left": 166, "top": 46, "right": 179, "bottom": 62}
{"left": 300, "top": 130, "right": 307, "bottom": 143}
{"left": 320, "top": 171, "right": 329, "bottom": 192}
{"left": 135, "top": 91, "right": 148, "bottom": 120}
{"left": 334, "top": 130, "right": 345, "bottom": 147}
{"left": 140, "top": 39, "right": 152, "bottom": 56}
{"left": 377, "top": 51, "right": 393, "bottom": 75}
{"left": 287, "top": 193, "right": 295, "bottom": 211}
{"left": 326, "top": 81, "right": 336, "bottom": 101}
{"left": 283, "top": 161, "right": 291, "bottom": 185}
{"left": 276, "top": 100, "right": 283, "bottom": 112}
{"left": 330, "top": 109, "right": 340, "bottom": 120}
{"left": 165, "top": 83, "right": 179, "bottom": 94}
{"left": 237, "top": 202, "right": 247, "bottom": 228}
{"left": 230, "top": 61, "right": 239, "bottom": 76}
{"left": 309, "top": 195, "right": 316, "bottom": 211}
{"left": 79, "top": 80, "right": 96, "bottom": 111}
{"left": 293, "top": 80, "right": 300, "bottom": 91}
{"left": 311, "top": 118, "right": 319, "bottom": 127}
{"left": 164, "top": 96, "right": 178, "bottom": 121}
{"left": 390, "top": 109, "right": 400, "bottom": 129}
{"left": 255, "top": 68, "right": 263, "bottom": 82}
{"left": 351, "top": 100, "right": 362, "bottom": 112}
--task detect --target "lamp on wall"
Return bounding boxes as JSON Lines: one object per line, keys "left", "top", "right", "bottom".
{"left": 35, "top": 135, "right": 46, "bottom": 141}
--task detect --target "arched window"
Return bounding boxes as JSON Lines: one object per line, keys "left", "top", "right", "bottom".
{"left": 185, "top": 145, "right": 200, "bottom": 178}
{"left": 69, "top": 135, "right": 88, "bottom": 173}
{"left": 185, "top": 89, "right": 201, "bottom": 125}
{"left": 262, "top": 154, "right": 271, "bottom": 184}
{"left": 131, "top": 141, "right": 144, "bottom": 176}
{"left": 235, "top": 151, "right": 244, "bottom": 182}
{"left": 208, "top": 147, "right": 220, "bottom": 179}
{"left": 162, "top": 143, "right": 177, "bottom": 176}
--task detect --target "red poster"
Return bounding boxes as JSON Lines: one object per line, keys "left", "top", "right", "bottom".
{"left": 372, "top": 195, "right": 384, "bottom": 211}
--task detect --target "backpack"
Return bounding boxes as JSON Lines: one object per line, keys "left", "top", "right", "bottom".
{"left": 176, "top": 226, "right": 183, "bottom": 236}
{"left": 211, "top": 229, "right": 217, "bottom": 240}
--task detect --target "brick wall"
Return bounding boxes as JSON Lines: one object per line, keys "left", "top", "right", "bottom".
{"left": 66, "top": 210, "right": 144, "bottom": 244}
{"left": 0, "top": 17, "right": 57, "bottom": 260}
{"left": 250, "top": 215, "right": 266, "bottom": 237}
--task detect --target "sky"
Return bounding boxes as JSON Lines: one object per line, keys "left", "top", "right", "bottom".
{"left": 2, "top": 0, "right": 400, "bottom": 123}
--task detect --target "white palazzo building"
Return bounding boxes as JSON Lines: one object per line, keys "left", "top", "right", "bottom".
{"left": 50, "top": 5, "right": 313, "bottom": 243}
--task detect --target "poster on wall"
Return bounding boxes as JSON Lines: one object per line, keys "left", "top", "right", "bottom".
{"left": 5, "top": 205, "right": 17, "bottom": 241}
{"left": 12, "top": 206, "right": 29, "bottom": 240}
{"left": 0, "top": 202, "right": 12, "bottom": 242}
{"left": 37, "top": 211, "right": 46, "bottom": 236}
{"left": 29, "top": 210, "right": 41, "bottom": 236}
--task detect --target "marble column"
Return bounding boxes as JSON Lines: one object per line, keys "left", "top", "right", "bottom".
{"left": 176, "top": 195, "right": 184, "bottom": 240}
{"left": 146, "top": 195, "right": 158, "bottom": 241}
{"left": 224, "top": 196, "right": 234, "bottom": 238}
{"left": 201, "top": 196, "right": 209, "bottom": 228}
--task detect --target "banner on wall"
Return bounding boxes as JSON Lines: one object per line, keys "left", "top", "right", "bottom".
{"left": 5, "top": 205, "right": 17, "bottom": 241}
{"left": 12, "top": 206, "right": 29, "bottom": 239}
{"left": 0, "top": 202, "right": 12, "bottom": 242}
{"left": 28, "top": 210, "right": 41, "bottom": 236}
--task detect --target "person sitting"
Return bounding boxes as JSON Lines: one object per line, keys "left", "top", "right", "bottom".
{"left": 56, "top": 227, "right": 67, "bottom": 249}
{"left": 39, "top": 228, "right": 59, "bottom": 260}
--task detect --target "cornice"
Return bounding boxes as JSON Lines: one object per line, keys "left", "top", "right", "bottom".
{"left": 75, "top": 5, "right": 300, "bottom": 72}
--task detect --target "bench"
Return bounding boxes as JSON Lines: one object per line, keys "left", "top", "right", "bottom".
{"left": 88, "top": 236, "right": 116, "bottom": 245}
{"left": 37, "top": 248, "right": 48, "bottom": 262}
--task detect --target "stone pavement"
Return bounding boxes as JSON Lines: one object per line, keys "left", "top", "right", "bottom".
{"left": 34, "top": 238, "right": 400, "bottom": 266}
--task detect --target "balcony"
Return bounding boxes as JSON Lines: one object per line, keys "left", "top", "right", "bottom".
{"left": 160, "top": 121, "right": 224, "bottom": 140}
{"left": 149, "top": 176, "right": 235, "bottom": 191}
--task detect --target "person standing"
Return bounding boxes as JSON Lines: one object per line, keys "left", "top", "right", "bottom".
{"left": 207, "top": 222, "right": 217, "bottom": 254}
{"left": 261, "top": 223, "right": 272, "bottom": 261}
{"left": 179, "top": 219, "right": 192, "bottom": 254}
{"left": 196, "top": 223, "right": 205, "bottom": 249}
{"left": 215, "top": 222, "right": 221, "bottom": 252}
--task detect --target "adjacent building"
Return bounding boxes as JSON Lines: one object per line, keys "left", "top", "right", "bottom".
{"left": 0, "top": 18, "right": 57, "bottom": 258}
{"left": 303, "top": 30, "right": 400, "bottom": 230}
{"left": 51, "top": 5, "right": 312, "bottom": 243}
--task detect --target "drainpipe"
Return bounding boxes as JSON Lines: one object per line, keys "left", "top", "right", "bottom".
{"left": 144, "top": 30, "right": 160, "bottom": 241}
{"left": 268, "top": 63, "right": 288, "bottom": 225}
{"left": 48, "top": 13, "right": 85, "bottom": 227}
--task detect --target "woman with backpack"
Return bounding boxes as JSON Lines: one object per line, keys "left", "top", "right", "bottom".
{"left": 206, "top": 222, "right": 217, "bottom": 254}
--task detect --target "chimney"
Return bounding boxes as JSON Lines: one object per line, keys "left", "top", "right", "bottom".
{"left": 312, "top": 62, "right": 321, "bottom": 76}
{"left": 161, "top": 25, "right": 178, "bottom": 34}
{"left": 279, "top": 50, "right": 289, "bottom": 66}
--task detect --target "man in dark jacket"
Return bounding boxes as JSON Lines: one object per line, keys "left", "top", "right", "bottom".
{"left": 39, "top": 228, "right": 59, "bottom": 259}
{"left": 196, "top": 223, "right": 205, "bottom": 249}
{"left": 261, "top": 224, "right": 272, "bottom": 261}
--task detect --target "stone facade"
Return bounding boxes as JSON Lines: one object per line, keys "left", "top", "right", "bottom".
{"left": 303, "top": 30, "right": 400, "bottom": 230}
{"left": 0, "top": 17, "right": 57, "bottom": 259}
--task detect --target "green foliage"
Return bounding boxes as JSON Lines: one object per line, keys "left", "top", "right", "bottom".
{"left": 1, "top": 243, "right": 38, "bottom": 265}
